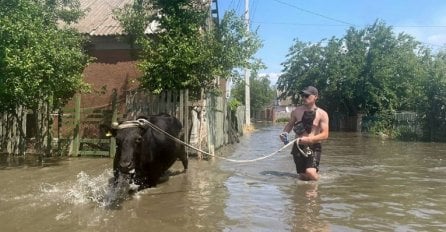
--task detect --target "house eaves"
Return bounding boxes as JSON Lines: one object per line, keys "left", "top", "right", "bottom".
{"left": 69, "top": 0, "right": 157, "bottom": 36}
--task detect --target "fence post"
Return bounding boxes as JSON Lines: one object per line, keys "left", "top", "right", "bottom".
{"left": 71, "top": 93, "right": 81, "bottom": 156}
{"left": 356, "top": 113, "right": 364, "bottom": 133}
{"left": 109, "top": 90, "right": 117, "bottom": 158}
{"left": 184, "top": 89, "right": 189, "bottom": 157}
{"left": 179, "top": 90, "right": 184, "bottom": 126}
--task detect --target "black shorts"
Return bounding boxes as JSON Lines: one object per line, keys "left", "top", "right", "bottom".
{"left": 291, "top": 143, "right": 321, "bottom": 174}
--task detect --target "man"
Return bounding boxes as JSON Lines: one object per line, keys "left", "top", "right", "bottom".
{"left": 280, "top": 86, "right": 329, "bottom": 181}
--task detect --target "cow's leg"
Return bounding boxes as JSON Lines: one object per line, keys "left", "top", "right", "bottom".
{"left": 111, "top": 157, "right": 121, "bottom": 186}
{"left": 180, "top": 154, "right": 188, "bottom": 171}
{"left": 158, "top": 172, "right": 170, "bottom": 184}
{"left": 177, "top": 145, "right": 188, "bottom": 171}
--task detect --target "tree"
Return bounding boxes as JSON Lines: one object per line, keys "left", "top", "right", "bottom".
{"left": 115, "top": 0, "right": 262, "bottom": 95}
{"left": 0, "top": 0, "right": 89, "bottom": 112}
{"left": 277, "top": 39, "right": 325, "bottom": 104}
{"left": 276, "top": 20, "right": 446, "bottom": 137}
{"left": 232, "top": 72, "right": 275, "bottom": 115}
{"left": 278, "top": 21, "right": 422, "bottom": 115}
{"left": 0, "top": 0, "right": 89, "bottom": 154}
{"left": 416, "top": 50, "right": 446, "bottom": 141}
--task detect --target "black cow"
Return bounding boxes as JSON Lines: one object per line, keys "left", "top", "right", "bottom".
{"left": 110, "top": 113, "right": 188, "bottom": 189}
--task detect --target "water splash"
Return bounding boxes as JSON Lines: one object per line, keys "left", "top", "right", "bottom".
{"left": 102, "top": 174, "right": 137, "bottom": 208}
{"left": 64, "top": 171, "right": 111, "bottom": 205}
{"left": 39, "top": 169, "right": 137, "bottom": 208}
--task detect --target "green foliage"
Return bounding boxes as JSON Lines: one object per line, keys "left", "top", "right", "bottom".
{"left": 0, "top": 0, "right": 89, "bottom": 112}
{"left": 361, "top": 112, "right": 394, "bottom": 136}
{"left": 231, "top": 72, "right": 275, "bottom": 114}
{"left": 113, "top": 0, "right": 155, "bottom": 50}
{"left": 275, "top": 117, "right": 289, "bottom": 123}
{"left": 228, "top": 98, "right": 241, "bottom": 112}
{"left": 115, "top": 0, "right": 262, "bottom": 94}
{"left": 394, "top": 126, "right": 419, "bottom": 141}
{"left": 278, "top": 21, "right": 422, "bottom": 116}
{"left": 415, "top": 51, "right": 446, "bottom": 141}
{"left": 278, "top": 39, "right": 325, "bottom": 105}
{"left": 278, "top": 20, "right": 446, "bottom": 141}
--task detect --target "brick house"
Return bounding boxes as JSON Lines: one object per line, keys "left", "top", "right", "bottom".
{"left": 67, "top": 0, "right": 224, "bottom": 110}
{"left": 66, "top": 0, "right": 156, "bottom": 110}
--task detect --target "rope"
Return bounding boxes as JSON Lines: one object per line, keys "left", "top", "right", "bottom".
{"left": 134, "top": 118, "right": 301, "bottom": 163}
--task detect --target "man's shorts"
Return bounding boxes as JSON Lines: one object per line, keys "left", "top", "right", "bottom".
{"left": 291, "top": 143, "right": 322, "bottom": 174}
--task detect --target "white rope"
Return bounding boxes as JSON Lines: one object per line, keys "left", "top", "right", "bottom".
{"left": 128, "top": 118, "right": 301, "bottom": 163}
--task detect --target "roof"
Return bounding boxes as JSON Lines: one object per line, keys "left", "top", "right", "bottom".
{"left": 70, "top": 0, "right": 157, "bottom": 36}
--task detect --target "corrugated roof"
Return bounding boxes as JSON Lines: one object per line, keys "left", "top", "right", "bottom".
{"left": 68, "top": 0, "right": 210, "bottom": 36}
{"left": 70, "top": 0, "right": 144, "bottom": 36}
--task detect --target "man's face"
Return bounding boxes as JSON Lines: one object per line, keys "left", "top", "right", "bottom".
{"left": 301, "top": 93, "right": 317, "bottom": 104}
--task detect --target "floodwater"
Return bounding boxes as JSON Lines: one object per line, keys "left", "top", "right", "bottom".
{"left": 0, "top": 124, "right": 445, "bottom": 232}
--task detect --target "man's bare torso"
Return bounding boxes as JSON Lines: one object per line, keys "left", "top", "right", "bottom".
{"left": 291, "top": 105, "right": 327, "bottom": 136}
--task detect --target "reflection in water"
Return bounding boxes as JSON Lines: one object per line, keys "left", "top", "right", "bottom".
{"left": 223, "top": 175, "right": 290, "bottom": 231}
{"left": 287, "top": 183, "right": 330, "bottom": 232}
{"left": 0, "top": 154, "right": 43, "bottom": 168}
{"left": 0, "top": 124, "right": 445, "bottom": 231}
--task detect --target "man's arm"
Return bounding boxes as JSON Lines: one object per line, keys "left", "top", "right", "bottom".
{"left": 283, "top": 111, "right": 297, "bottom": 133}
{"left": 279, "top": 110, "right": 297, "bottom": 143}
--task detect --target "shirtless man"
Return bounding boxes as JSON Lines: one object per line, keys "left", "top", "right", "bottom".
{"left": 280, "top": 86, "right": 329, "bottom": 181}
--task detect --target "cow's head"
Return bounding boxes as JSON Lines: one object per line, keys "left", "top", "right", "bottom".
{"left": 108, "top": 119, "right": 149, "bottom": 174}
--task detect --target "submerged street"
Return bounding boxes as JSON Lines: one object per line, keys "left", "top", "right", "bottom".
{"left": 0, "top": 124, "right": 445, "bottom": 231}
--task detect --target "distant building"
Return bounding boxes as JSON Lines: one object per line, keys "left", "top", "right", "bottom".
{"left": 271, "top": 89, "right": 295, "bottom": 122}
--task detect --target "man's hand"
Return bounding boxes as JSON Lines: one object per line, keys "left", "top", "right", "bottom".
{"left": 279, "top": 132, "right": 289, "bottom": 144}
{"left": 298, "top": 136, "right": 312, "bottom": 144}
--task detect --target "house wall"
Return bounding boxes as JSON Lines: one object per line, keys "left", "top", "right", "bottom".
{"left": 81, "top": 50, "right": 140, "bottom": 109}
{"left": 65, "top": 36, "right": 140, "bottom": 110}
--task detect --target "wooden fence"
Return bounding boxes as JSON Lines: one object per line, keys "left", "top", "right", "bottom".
{"left": 0, "top": 107, "right": 27, "bottom": 155}
{"left": 0, "top": 102, "right": 53, "bottom": 155}
{"left": 59, "top": 92, "right": 120, "bottom": 157}
{"left": 125, "top": 89, "right": 244, "bottom": 157}
{"left": 125, "top": 89, "right": 190, "bottom": 152}
{"left": 1, "top": 88, "right": 245, "bottom": 157}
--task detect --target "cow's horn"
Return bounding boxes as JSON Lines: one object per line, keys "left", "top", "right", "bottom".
{"left": 117, "top": 121, "right": 140, "bottom": 129}
{"left": 111, "top": 121, "right": 119, "bottom": 129}
{"left": 137, "top": 118, "right": 150, "bottom": 127}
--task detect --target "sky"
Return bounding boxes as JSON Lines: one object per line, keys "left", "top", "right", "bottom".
{"left": 217, "top": 0, "right": 446, "bottom": 85}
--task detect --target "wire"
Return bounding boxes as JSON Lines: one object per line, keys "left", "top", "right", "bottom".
{"left": 251, "top": 21, "right": 349, "bottom": 27}
{"left": 250, "top": 0, "right": 259, "bottom": 28}
{"left": 235, "top": 0, "right": 242, "bottom": 13}
{"left": 229, "top": 0, "right": 235, "bottom": 8}
{"left": 271, "top": 0, "right": 355, "bottom": 26}
{"left": 393, "top": 25, "right": 446, "bottom": 28}
{"left": 252, "top": 20, "right": 446, "bottom": 30}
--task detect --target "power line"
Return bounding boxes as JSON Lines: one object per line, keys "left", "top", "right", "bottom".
{"left": 393, "top": 25, "right": 446, "bottom": 28}
{"left": 252, "top": 20, "right": 446, "bottom": 28}
{"left": 250, "top": 0, "right": 259, "bottom": 27}
{"left": 235, "top": 0, "right": 242, "bottom": 13}
{"left": 251, "top": 21, "right": 349, "bottom": 27}
{"left": 229, "top": 0, "right": 235, "bottom": 8}
{"left": 271, "top": 0, "right": 355, "bottom": 26}
{"left": 227, "top": 1, "right": 446, "bottom": 29}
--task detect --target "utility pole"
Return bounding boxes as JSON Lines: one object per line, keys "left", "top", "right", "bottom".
{"left": 244, "top": 0, "right": 251, "bottom": 126}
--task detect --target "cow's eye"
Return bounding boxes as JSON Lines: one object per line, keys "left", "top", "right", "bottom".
{"left": 135, "top": 137, "right": 142, "bottom": 143}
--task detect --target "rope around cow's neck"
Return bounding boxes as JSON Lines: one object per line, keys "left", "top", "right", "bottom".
{"left": 120, "top": 118, "right": 302, "bottom": 163}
